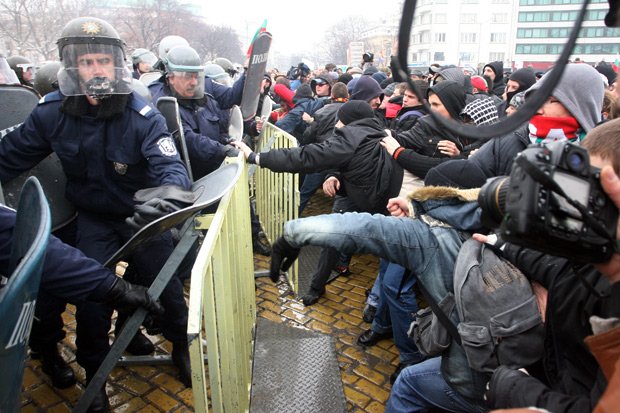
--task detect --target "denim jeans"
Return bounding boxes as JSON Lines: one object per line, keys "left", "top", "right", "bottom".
{"left": 366, "top": 266, "right": 382, "bottom": 308}
{"left": 282, "top": 212, "right": 489, "bottom": 399}
{"left": 371, "top": 261, "right": 422, "bottom": 365}
{"left": 386, "top": 357, "right": 488, "bottom": 413}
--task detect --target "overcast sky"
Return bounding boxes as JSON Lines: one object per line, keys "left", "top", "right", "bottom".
{"left": 200, "top": 1, "right": 404, "bottom": 55}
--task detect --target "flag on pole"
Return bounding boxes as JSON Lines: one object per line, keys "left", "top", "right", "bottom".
{"left": 246, "top": 20, "right": 267, "bottom": 58}
{"left": 613, "top": 53, "right": 620, "bottom": 73}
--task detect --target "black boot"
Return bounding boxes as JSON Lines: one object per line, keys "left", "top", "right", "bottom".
{"left": 85, "top": 370, "right": 110, "bottom": 413}
{"left": 172, "top": 342, "right": 192, "bottom": 388}
{"left": 301, "top": 287, "right": 325, "bottom": 306}
{"left": 116, "top": 314, "right": 155, "bottom": 356}
{"left": 39, "top": 343, "right": 76, "bottom": 389}
{"left": 269, "top": 237, "right": 300, "bottom": 282}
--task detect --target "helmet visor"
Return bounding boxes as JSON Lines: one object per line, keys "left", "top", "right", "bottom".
{"left": 58, "top": 43, "right": 132, "bottom": 97}
{"left": 167, "top": 70, "right": 205, "bottom": 99}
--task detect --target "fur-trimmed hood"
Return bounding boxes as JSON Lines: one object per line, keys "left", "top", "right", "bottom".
{"left": 406, "top": 186, "right": 483, "bottom": 231}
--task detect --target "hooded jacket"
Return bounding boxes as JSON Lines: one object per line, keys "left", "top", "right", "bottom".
{"left": 484, "top": 61, "right": 506, "bottom": 96}
{"left": 350, "top": 75, "right": 384, "bottom": 102}
{"left": 275, "top": 84, "right": 325, "bottom": 139}
{"left": 259, "top": 117, "right": 403, "bottom": 214}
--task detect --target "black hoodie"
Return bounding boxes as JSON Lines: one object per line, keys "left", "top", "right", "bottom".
{"left": 484, "top": 61, "right": 506, "bottom": 96}
{"left": 428, "top": 80, "right": 466, "bottom": 119}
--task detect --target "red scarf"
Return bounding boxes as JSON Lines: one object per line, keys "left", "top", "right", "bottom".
{"left": 528, "top": 115, "right": 581, "bottom": 144}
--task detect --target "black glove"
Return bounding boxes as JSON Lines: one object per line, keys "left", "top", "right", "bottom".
{"left": 223, "top": 144, "right": 240, "bottom": 157}
{"left": 102, "top": 277, "right": 165, "bottom": 315}
{"left": 485, "top": 365, "right": 528, "bottom": 408}
{"left": 125, "top": 185, "right": 196, "bottom": 230}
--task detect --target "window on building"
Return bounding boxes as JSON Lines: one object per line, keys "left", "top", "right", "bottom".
{"left": 491, "top": 13, "right": 508, "bottom": 23}
{"left": 460, "top": 32, "right": 477, "bottom": 43}
{"left": 421, "top": 31, "right": 431, "bottom": 43}
{"left": 434, "top": 33, "right": 446, "bottom": 43}
{"left": 489, "top": 52, "right": 505, "bottom": 61}
{"left": 460, "top": 14, "right": 477, "bottom": 23}
{"left": 434, "top": 13, "right": 447, "bottom": 24}
{"left": 459, "top": 52, "right": 474, "bottom": 62}
{"left": 434, "top": 52, "right": 445, "bottom": 61}
{"left": 490, "top": 33, "right": 507, "bottom": 43}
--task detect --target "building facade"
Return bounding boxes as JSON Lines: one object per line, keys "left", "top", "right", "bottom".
{"left": 514, "top": 0, "right": 620, "bottom": 69}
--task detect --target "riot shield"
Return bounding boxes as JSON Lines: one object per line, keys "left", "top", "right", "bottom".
{"left": 0, "top": 177, "right": 51, "bottom": 412}
{"left": 156, "top": 96, "right": 194, "bottom": 182}
{"left": 240, "top": 31, "right": 272, "bottom": 120}
{"left": 0, "top": 84, "right": 76, "bottom": 231}
{"left": 139, "top": 71, "right": 162, "bottom": 86}
{"left": 260, "top": 95, "right": 273, "bottom": 120}
{"left": 228, "top": 105, "right": 243, "bottom": 141}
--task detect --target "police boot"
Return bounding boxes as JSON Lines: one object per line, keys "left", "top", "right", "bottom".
{"left": 39, "top": 343, "right": 76, "bottom": 389}
{"left": 85, "top": 370, "right": 110, "bottom": 413}
{"left": 172, "top": 341, "right": 192, "bottom": 388}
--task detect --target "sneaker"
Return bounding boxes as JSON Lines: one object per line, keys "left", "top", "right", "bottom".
{"left": 362, "top": 304, "right": 377, "bottom": 323}
{"left": 334, "top": 265, "right": 351, "bottom": 276}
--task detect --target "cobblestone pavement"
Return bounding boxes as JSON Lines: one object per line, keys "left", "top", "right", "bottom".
{"left": 21, "top": 191, "right": 395, "bottom": 412}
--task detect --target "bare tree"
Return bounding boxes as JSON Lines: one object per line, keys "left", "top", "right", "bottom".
{"left": 322, "top": 16, "right": 369, "bottom": 64}
{"left": 0, "top": 0, "right": 96, "bottom": 60}
{"left": 191, "top": 23, "right": 243, "bottom": 63}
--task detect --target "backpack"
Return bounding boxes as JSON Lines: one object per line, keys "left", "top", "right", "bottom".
{"left": 453, "top": 238, "right": 545, "bottom": 373}
{"left": 411, "top": 238, "right": 545, "bottom": 373}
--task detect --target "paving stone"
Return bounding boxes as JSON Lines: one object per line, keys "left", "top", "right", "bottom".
{"left": 344, "top": 386, "right": 372, "bottom": 409}
{"left": 47, "top": 402, "right": 72, "bottom": 413}
{"left": 145, "top": 388, "right": 182, "bottom": 411}
{"left": 29, "top": 383, "right": 63, "bottom": 407}
{"left": 354, "top": 378, "right": 391, "bottom": 404}
{"left": 353, "top": 364, "right": 388, "bottom": 386}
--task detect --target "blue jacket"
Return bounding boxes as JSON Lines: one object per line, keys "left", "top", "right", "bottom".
{"left": 0, "top": 92, "right": 191, "bottom": 218}
{"left": 0, "top": 205, "right": 116, "bottom": 302}
{"left": 275, "top": 97, "right": 325, "bottom": 140}
{"left": 149, "top": 75, "right": 246, "bottom": 178}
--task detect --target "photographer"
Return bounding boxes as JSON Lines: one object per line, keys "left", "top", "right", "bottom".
{"left": 478, "top": 119, "right": 620, "bottom": 412}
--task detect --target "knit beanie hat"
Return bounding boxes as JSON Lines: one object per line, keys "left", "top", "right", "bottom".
{"left": 337, "top": 100, "right": 375, "bottom": 125}
{"left": 509, "top": 68, "right": 536, "bottom": 90}
{"left": 350, "top": 75, "right": 384, "bottom": 102}
{"left": 372, "top": 71, "right": 388, "bottom": 84}
{"left": 384, "top": 82, "right": 397, "bottom": 97}
{"left": 437, "top": 67, "right": 465, "bottom": 88}
{"left": 595, "top": 62, "right": 616, "bottom": 86}
{"left": 273, "top": 84, "right": 295, "bottom": 108}
{"left": 460, "top": 97, "right": 499, "bottom": 126}
{"left": 526, "top": 63, "right": 604, "bottom": 132}
{"left": 509, "top": 91, "right": 526, "bottom": 109}
{"left": 292, "top": 84, "right": 313, "bottom": 103}
{"left": 428, "top": 80, "right": 466, "bottom": 119}
{"left": 470, "top": 75, "right": 488, "bottom": 92}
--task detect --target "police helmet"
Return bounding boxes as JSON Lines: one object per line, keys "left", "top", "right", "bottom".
{"left": 204, "top": 63, "right": 232, "bottom": 85}
{"left": 7, "top": 55, "right": 35, "bottom": 85}
{"left": 163, "top": 45, "right": 205, "bottom": 99}
{"left": 33, "top": 61, "right": 62, "bottom": 97}
{"left": 213, "top": 57, "right": 238, "bottom": 77}
{"left": 131, "top": 48, "right": 157, "bottom": 70}
{"left": 56, "top": 17, "right": 132, "bottom": 98}
{"left": 158, "top": 35, "right": 189, "bottom": 60}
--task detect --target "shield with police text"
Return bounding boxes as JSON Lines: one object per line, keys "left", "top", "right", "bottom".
{"left": 240, "top": 31, "right": 272, "bottom": 120}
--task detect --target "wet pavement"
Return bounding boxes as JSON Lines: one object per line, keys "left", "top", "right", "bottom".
{"left": 21, "top": 191, "right": 396, "bottom": 412}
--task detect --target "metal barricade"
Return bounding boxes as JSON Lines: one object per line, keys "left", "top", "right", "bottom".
{"left": 187, "top": 155, "right": 256, "bottom": 413}
{"left": 252, "top": 122, "right": 300, "bottom": 291}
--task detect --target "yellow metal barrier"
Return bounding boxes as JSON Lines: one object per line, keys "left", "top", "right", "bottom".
{"left": 187, "top": 154, "right": 256, "bottom": 413}
{"left": 253, "top": 122, "right": 301, "bottom": 291}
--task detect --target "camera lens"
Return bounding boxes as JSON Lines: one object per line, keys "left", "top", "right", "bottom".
{"left": 566, "top": 151, "right": 585, "bottom": 173}
{"left": 478, "top": 176, "right": 510, "bottom": 228}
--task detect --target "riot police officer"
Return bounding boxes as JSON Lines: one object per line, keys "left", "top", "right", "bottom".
{"left": 130, "top": 48, "right": 157, "bottom": 79}
{"left": 7, "top": 55, "right": 35, "bottom": 87}
{"left": 0, "top": 17, "right": 192, "bottom": 412}
{"left": 149, "top": 44, "right": 242, "bottom": 178}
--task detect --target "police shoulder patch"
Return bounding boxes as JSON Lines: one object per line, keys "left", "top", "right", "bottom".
{"left": 156, "top": 136, "right": 178, "bottom": 157}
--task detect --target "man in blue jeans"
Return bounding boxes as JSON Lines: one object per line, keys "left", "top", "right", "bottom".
{"left": 270, "top": 185, "right": 490, "bottom": 412}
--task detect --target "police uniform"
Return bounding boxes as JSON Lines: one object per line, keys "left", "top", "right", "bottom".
{"left": 0, "top": 91, "right": 191, "bottom": 374}
{"left": 149, "top": 75, "right": 245, "bottom": 178}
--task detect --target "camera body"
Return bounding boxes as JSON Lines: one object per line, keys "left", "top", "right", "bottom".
{"left": 479, "top": 141, "right": 618, "bottom": 262}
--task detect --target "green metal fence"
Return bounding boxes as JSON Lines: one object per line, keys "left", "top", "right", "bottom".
{"left": 187, "top": 154, "right": 256, "bottom": 413}
{"left": 252, "top": 122, "right": 300, "bottom": 292}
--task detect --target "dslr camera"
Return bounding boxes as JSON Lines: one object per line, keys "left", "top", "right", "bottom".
{"left": 479, "top": 141, "right": 618, "bottom": 262}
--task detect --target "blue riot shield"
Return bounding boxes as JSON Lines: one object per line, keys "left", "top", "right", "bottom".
{"left": 0, "top": 177, "right": 51, "bottom": 411}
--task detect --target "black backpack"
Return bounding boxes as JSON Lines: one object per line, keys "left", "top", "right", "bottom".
{"left": 413, "top": 238, "right": 545, "bottom": 373}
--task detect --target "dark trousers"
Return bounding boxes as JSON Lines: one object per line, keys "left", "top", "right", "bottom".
{"left": 30, "top": 211, "right": 188, "bottom": 372}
